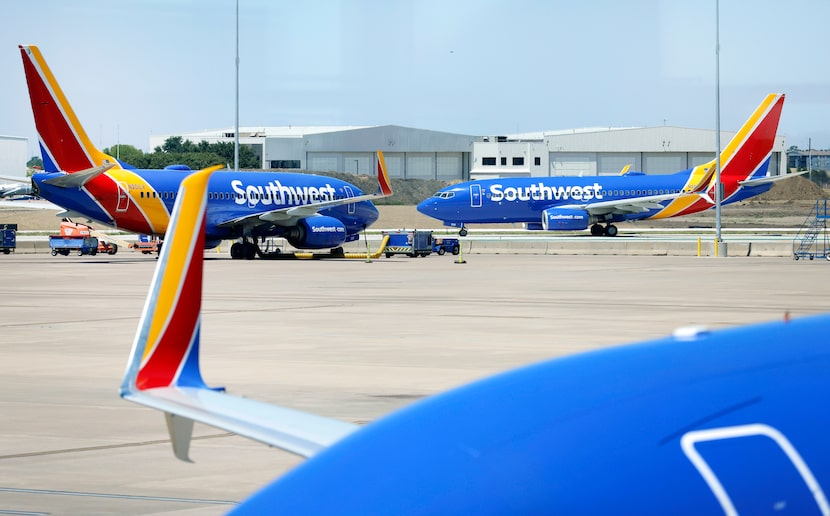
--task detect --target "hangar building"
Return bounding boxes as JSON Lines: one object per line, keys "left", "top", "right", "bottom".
{"left": 0, "top": 135, "right": 28, "bottom": 177}
{"left": 151, "top": 125, "right": 786, "bottom": 181}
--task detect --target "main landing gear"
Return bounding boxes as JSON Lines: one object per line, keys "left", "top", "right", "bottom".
{"left": 590, "top": 223, "right": 618, "bottom": 237}
{"left": 230, "top": 238, "right": 260, "bottom": 260}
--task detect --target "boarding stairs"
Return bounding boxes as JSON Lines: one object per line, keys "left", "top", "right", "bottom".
{"left": 793, "top": 199, "right": 830, "bottom": 261}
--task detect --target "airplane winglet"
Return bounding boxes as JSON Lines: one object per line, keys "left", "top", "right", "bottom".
{"left": 120, "top": 164, "right": 357, "bottom": 461}
{"left": 376, "top": 150, "right": 393, "bottom": 197}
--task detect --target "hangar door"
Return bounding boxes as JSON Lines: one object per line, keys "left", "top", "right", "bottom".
{"left": 550, "top": 153, "right": 597, "bottom": 176}
{"left": 436, "top": 153, "right": 462, "bottom": 180}
{"left": 406, "top": 154, "right": 434, "bottom": 179}
{"left": 597, "top": 153, "right": 642, "bottom": 175}
{"left": 307, "top": 153, "right": 339, "bottom": 173}
{"left": 643, "top": 153, "right": 686, "bottom": 175}
{"left": 383, "top": 153, "right": 405, "bottom": 178}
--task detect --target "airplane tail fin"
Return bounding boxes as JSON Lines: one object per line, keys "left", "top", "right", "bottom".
{"left": 706, "top": 94, "right": 785, "bottom": 200}
{"left": 120, "top": 164, "right": 356, "bottom": 462}
{"left": 19, "top": 45, "right": 118, "bottom": 173}
{"left": 376, "top": 150, "right": 393, "bottom": 197}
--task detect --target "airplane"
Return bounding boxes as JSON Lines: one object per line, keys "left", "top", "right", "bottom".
{"left": 19, "top": 45, "right": 392, "bottom": 259}
{"left": 122, "top": 164, "right": 830, "bottom": 513}
{"left": 417, "top": 94, "right": 803, "bottom": 237}
{"left": 0, "top": 175, "right": 33, "bottom": 198}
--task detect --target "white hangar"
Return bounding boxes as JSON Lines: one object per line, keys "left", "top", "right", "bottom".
{"left": 151, "top": 124, "right": 786, "bottom": 181}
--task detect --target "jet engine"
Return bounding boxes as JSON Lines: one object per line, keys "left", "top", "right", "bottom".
{"left": 284, "top": 216, "right": 348, "bottom": 249}
{"left": 541, "top": 208, "right": 590, "bottom": 231}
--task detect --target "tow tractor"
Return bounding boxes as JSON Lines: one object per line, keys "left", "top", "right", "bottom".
{"left": 1, "top": 224, "right": 17, "bottom": 254}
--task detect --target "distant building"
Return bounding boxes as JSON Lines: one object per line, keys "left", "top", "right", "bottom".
{"left": 0, "top": 135, "right": 28, "bottom": 177}
{"left": 788, "top": 149, "right": 830, "bottom": 171}
{"left": 151, "top": 125, "right": 786, "bottom": 181}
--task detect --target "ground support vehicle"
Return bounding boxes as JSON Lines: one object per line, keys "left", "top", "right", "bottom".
{"left": 1, "top": 224, "right": 16, "bottom": 254}
{"left": 383, "top": 230, "right": 434, "bottom": 258}
{"left": 432, "top": 236, "right": 460, "bottom": 255}
{"left": 49, "top": 236, "right": 99, "bottom": 256}
{"left": 130, "top": 234, "right": 160, "bottom": 254}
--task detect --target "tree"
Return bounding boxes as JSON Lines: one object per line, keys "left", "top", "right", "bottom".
{"left": 26, "top": 156, "right": 43, "bottom": 168}
{"left": 102, "top": 144, "right": 146, "bottom": 167}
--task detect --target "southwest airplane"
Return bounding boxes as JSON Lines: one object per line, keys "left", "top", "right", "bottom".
{"left": 19, "top": 45, "right": 392, "bottom": 259}
{"left": 418, "top": 94, "right": 797, "bottom": 236}
{"left": 122, "top": 164, "right": 830, "bottom": 513}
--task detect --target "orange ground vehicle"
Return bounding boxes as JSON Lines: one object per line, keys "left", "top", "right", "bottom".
{"left": 52, "top": 220, "right": 118, "bottom": 255}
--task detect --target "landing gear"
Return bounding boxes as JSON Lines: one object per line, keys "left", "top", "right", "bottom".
{"left": 230, "top": 238, "right": 259, "bottom": 260}
{"left": 590, "top": 223, "right": 618, "bottom": 237}
{"left": 459, "top": 227, "right": 468, "bottom": 237}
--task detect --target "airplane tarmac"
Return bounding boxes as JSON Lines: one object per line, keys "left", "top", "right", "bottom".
{"left": 120, "top": 164, "right": 830, "bottom": 513}
{"left": 19, "top": 45, "right": 392, "bottom": 259}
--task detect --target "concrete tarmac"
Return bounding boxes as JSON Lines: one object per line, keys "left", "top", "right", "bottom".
{"left": 1, "top": 252, "right": 829, "bottom": 514}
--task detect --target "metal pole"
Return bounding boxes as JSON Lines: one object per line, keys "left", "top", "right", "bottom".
{"left": 714, "top": 0, "right": 722, "bottom": 248}
{"left": 234, "top": 0, "right": 240, "bottom": 171}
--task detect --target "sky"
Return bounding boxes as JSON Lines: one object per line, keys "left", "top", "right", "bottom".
{"left": 2, "top": 0, "right": 829, "bottom": 159}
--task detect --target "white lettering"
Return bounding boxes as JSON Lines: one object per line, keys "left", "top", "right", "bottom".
{"left": 229, "top": 179, "right": 337, "bottom": 208}
{"left": 489, "top": 182, "right": 604, "bottom": 203}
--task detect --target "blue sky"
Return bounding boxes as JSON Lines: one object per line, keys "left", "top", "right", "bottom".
{"left": 2, "top": 0, "right": 828, "bottom": 158}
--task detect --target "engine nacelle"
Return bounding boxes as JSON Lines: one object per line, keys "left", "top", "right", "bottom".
{"left": 541, "top": 208, "right": 590, "bottom": 231}
{"left": 284, "top": 216, "right": 348, "bottom": 249}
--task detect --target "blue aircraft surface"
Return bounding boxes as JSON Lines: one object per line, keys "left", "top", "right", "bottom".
{"left": 418, "top": 94, "right": 803, "bottom": 236}
{"left": 20, "top": 45, "right": 392, "bottom": 259}
{"left": 121, "top": 164, "right": 830, "bottom": 513}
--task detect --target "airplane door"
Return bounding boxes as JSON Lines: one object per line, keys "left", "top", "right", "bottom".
{"left": 682, "top": 424, "right": 829, "bottom": 514}
{"left": 470, "top": 184, "right": 482, "bottom": 208}
{"left": 116, "top": 182, "right": 130, "bottom": 212}
{"left": 344, "top": 186, "right": 356, "bottom": 214}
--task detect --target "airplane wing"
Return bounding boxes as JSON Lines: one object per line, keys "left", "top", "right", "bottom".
{"left": 217, "top": 150, "right": 393, "bottom": 229}
{"left": 120, "top": 164, "right": 358, "bottom": 462}
{"left": 42, "top": 163, "right": 116, "bottom": 188}
{"left": 739, "top": 171, "right": 808, "bottom": 188}
{"left": 568, "top": 192, "right": 683, "bottom": 217}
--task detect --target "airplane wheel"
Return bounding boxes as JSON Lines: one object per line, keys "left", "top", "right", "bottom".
{"left": 604, "top": 225, "right": 618, "bottom": 237}
{"left": 244, "top": 242, "right": 257, "bottom": 260}
{"left": 459, "top": 228, "right": 468, "bottom": 237}
{"left": 590, "top": 224, "right": 604, "bottom": 236}
{"left": 230, "top": 242, "right": 243, "bottom": 259}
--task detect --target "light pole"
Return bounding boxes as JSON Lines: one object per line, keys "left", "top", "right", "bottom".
{"left": 234, "top": 0, "right": 240, "bottom": 171}
{"left": 714, "top": 0, "right": 722, "bottom": 253}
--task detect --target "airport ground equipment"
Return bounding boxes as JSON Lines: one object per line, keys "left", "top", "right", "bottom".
{"left": 49, "top": 235, "right": 99, "bottom": 256}
{"left": 1, "top": 224, "right": 16, "bottom": 254}
{"left": 51, "top": 221, "right": 118, "bottom": 255}
{"left": 383, "top": 230, "right": 434, "bottom": 258}
{"left": 129, "top": 234, "right": 160, "bottom": 254}
{"left": 432, "top": 236, "right": 460, "bottom": 255}
{"left": 793, "top": 199, "right": 830, "bottom": 261}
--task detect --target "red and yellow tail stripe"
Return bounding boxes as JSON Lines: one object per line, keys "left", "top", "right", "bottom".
{"left": 648, "top": 94, "right": 784, "bottom": 220}
{"left": 376, "top": 151, "right": 393, "bottom": 196}
{"left": 122, "top": 165, "right": 222, "bottom": 393}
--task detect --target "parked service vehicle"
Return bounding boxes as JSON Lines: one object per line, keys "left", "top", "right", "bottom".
{"left": 49, "top": 221, "right": 117, "bottom": 256}
{"left": 432, "top": 236, "right": 460, "bottom": 256}
{"left": 1, "top": 224, "right": 16, "bottom": 254}
{"left": 383, "top": 230, "right": 434, "bottom": 258}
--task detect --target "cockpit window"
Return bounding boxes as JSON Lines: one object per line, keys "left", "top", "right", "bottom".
{"left": 434, "top": 191, "right": 455, "bottom": 199}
